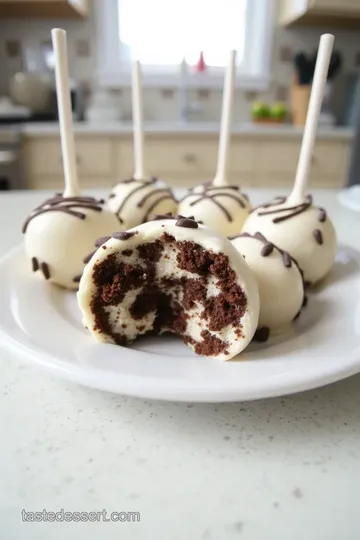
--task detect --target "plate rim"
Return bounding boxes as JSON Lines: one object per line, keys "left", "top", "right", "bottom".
{"left": 1, "top": 244, "right": 360, "bottom": 403}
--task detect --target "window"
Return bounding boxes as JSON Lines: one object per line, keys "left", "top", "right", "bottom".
{"left": 94, "top": 0, "right": 273, "bottom": 89}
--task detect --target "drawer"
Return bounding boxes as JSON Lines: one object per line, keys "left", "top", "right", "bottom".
{"left": 254, "top": 172, "right": 343, "bottom": 190}
{"left": 310, "top": 141, "right": 345, "bottom": 177}
{"left": 118, "top": 138, "right": 254, "bottom": 176}
{"left": 28, "top": 138, "right": 115, "bottom": 177}
{"left": 257, "top": 140, "right": 299, "bottom": 173}
{"left": 27, "top": 175, "right": 114, "bottom": 190}
{"left": 257, "top": 139, "right": 346, "bottom": 176}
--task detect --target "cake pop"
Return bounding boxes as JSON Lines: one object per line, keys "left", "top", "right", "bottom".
{"left": 106, "top": 60, "right": 177, "bottom": 227}
{"left": 78, "top": 216, "right": 260, "bottom": 360}
{"left": 231, "top": 232, "right": 305, "bottom": 341}
{"left": 23, "top": 29, "right": 121, "bottom": 290}
{"left": 242, "top": 34, "right": 337, "bottom": 286}
{"left": 178, "top": 50, "right": 250, "bottom": 236}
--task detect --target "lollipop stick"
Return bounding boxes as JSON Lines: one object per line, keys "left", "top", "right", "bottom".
{"left": 289, "top": 33, "right": 334, "bottom": 205}
{"left": 132, "top": 60, "right": 146, "bottom": 180}
{"left": 213, "top": 49, "right": 237, "bottom": 187}
{"left": 51, "top": 28, "right": 80, "bottom": 198}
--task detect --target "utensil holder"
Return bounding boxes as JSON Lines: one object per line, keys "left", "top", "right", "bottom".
{"left": 291, "top": 83, "right": 311, "bottom": 127}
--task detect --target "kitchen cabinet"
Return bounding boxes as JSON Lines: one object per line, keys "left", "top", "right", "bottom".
{"left": 278, "top": 0, "right": 360, "bottom": 28}
{"left": 22, "top": 131, "right": 350, "bottom": 192}
{"left": 0, "top": 0, "right": 88, "bottom": 19}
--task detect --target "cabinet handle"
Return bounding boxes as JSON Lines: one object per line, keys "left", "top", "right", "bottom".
{"left": 183, "top": 153, "right": 197, "bottom": 164}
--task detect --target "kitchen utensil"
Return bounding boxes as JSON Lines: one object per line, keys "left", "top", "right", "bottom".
{"left": 293, "top": 52, "right": 313, "bottom": 85}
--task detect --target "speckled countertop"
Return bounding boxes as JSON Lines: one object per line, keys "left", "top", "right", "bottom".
{"left": 1, "top": 189, "right": 360, "bottom": 540}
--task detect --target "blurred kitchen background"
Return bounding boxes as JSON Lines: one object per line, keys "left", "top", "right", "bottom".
{"left": 0, "top": 0, "right": 360, "bottom": 192}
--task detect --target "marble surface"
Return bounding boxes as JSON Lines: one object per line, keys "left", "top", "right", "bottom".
{"left": 1, "top": 188, "right": 360, "bottom": 540}
{"left": 18, "top": 121, "right": 354, "bottom": 139}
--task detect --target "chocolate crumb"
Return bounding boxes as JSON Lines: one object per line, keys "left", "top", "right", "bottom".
{"left": 95, "top": 235, "right": 111, "bottom": 247}
{"left": 194, "top": 330, "right": 228, "bottom": 357}
{"left": 254, "top": 327, "right": 270, "bottom": 342}
{"left": 32, "top": 257, "right": 39, "bottom": 272}
{"left": 112, "top": 231, "right": 138, "bottom": 241}
{"left": 41, "top": 262, "right": 50, "bottom": 280}
{"left": 313, "top": 229, "right": 323, "bottom": 245}
{"left": 261, "top": 243, "right": 274, "bottom": 257}
{"left": 176, "top": 218, "right": 198, "bottom": 229}
{"left": 122, "top": 249, "right": 133, "bottom": 257}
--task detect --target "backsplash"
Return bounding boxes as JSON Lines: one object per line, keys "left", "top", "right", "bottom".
{"left": 1, "top": 0, "right": 360, "bottom": 122}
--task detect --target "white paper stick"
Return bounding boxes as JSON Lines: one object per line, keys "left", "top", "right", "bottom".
{"left": 213, "top": 49, "right": 237, "bottom": 187}
{"left": 289, "top": 34, "right": 334, "bottom": 204}
{"left": 132, "top": 60, "right": 146, "bottom": 179}
{"left": 51, "top": 28, "right": 80, "bottom": 198}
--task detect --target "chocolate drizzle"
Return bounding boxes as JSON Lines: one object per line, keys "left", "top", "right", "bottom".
{"left": 83, "top": 250, "right": 96, "bottom": 264}
{"left": 255, "top": 195, "right": 313, "bottom": 224}
{"left": 318, "top": 208, "right": 327, "bottom": 222}
{"left": 73, "top": 275, "right": 82, "bottom": 283}
{"left": 110, "top": 178, "right": 176, "bottom": 221}
{"left": 95, "top": 236, "right": 111, "bottom": 247}
{"left": 32, "top": 257, "right": 39, "bottom": 272}
{"left": 237, "top": 232, "right": 294, "bottom": 269}
{"left": 179, "top": 184, "right": 248, "bottom": 222}
{"left": 41, "top": 262, "right": 50, "bottom": 280}
{"left": 313, "top": 229, "right": 323, "bottom": 245}
{"left": 22, "top": 195, "right": 107, "bottom": 234}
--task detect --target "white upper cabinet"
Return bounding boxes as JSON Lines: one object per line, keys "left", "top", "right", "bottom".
{"left": 278, "top": 0, "right": 360, "bottom": 27}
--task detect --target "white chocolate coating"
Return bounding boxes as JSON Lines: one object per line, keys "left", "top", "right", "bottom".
{"left": 177, "top": 184, "right": 251, "bottom": 237}
{"left": 106, "top": 178, "right": 177, "bottom": 228}
{"left": 23, "top": 195, "right": 122, "bottom": 290}
{"left": 241, "top": 196, "right": 337, "bottom": 285}
{"left": 78, "top": 219, "right": 260, "bottom": 360}
{"left": 232, "top": 234, "right": 304, "bottom": 332}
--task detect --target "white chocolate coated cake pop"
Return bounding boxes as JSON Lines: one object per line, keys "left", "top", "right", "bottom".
{"left": 178, "top": 50, "right": 251, "bottom": 236}
{"left": 22, "top": 29, "right": 121, "bottom": 290}
{"left": 242, "top": 34, "right": 337, "bottom": 285}
{"left": 241, "top": 195, "right": 337, "bottom": 286}
{"left": 107, "top": 177, "right": 177, "bottom": 229}
{"left": 106, "top": 60, "right": 177, "bottom": 227}
{"left": 23, "top": 195, "right": 121, "bottom": 289}
{"left": 232, "top": 232, "right": 305, "bottom": 341}
{"left": 178, "top": 183, "right": 250, "bottom": 237}
{"left": 78, "top": 216, "right": 260, "bottom": 360}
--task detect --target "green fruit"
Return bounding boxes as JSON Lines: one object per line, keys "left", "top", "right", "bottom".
{"left": 251, "top": 102, "right": 270, "bottom": 119}
{"left": 269, "top": 102, "right": 287, "bottom": 119}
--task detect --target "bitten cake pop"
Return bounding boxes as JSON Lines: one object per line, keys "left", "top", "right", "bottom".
{"left": 232, "top": 232, "right": 305, "bottom": 341}
{"left": 178, "top": 50, "right": 250, "bottom": 236}
{"left": 22, "top": 29, "right": 121, "bottom": 290}
{"left": 106, "top": 60, "right": 177, "bottom": 227}
{"left": 242, "top": 34, "right": 337, "bottom": 286}
{"left": 77, "top": 216, "right": 260, "bottom": 360}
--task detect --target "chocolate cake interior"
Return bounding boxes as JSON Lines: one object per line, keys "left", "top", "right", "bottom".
{"left": 90, "top": 233, "right": 247, "bottom": 356}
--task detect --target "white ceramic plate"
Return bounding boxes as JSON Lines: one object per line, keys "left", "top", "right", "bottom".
{"left": 1, "top": 246, "right": 360, "bottom": 402}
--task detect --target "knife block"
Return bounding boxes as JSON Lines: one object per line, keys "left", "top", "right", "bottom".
{"left": 291, "top": 81, "right": 311, "bottom": 127}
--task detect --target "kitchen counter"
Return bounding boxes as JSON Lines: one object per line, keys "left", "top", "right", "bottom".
{"left": 18, "top": 121, "right": 354, "bottom": 139}
{"left": 1, "top": 188, "right": 360, "bottom": 540}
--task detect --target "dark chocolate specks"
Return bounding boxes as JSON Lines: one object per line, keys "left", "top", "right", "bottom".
{"left": 313, "top": 229, "right": 323, "bottom": 245}
{"left": 112, "top": 231, "right": 138, "bottom": 241}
